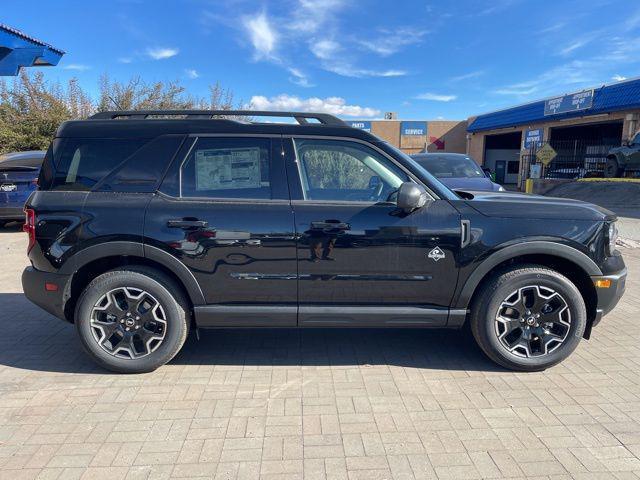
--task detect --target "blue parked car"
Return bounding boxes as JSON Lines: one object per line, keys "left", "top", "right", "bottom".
{"left": 0, "top": 150, "right": 45, "bottom": 227}
{"left": 410, "top": 152, "right": 505, "bottom": 192}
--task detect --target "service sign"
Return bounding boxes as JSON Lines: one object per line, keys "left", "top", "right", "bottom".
{"left": 344, "top": 120, "right": 372, "bottom": 132}
{"left": 544, "top": 89, "right": 594, "bottom": 116}
{"left": 401, "top": 121, "right": 427, "bottom": 136}
{"left": 524, "top": 128, "right": 543, "bottom": 149}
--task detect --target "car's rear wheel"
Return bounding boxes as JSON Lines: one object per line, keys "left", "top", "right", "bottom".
{"left": 75, "top": 266, "right": 189, "bottom": 373}
{"left": 470, "top": 265, "right": 586, "bottom": 371}
{"left": 604, "top": 157, "right": 623, "bottom": 178}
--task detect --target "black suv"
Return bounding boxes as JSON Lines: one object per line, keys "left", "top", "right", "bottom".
{"left": 22, "top": 110, "right": 626, "bottom": 373}
{"left": 606, "top": 131, "right": 640, "bottom": 177}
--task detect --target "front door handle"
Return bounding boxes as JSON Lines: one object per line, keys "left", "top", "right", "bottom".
{"left": 310, "top": 220, "right": 351, "bottom": 231}
{"left": 167, "top": 219, "right": 209, "bottom": 229}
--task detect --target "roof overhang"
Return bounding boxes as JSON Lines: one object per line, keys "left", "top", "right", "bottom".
{"left": 0, "top": 24, "right": 64, "bottom": 76}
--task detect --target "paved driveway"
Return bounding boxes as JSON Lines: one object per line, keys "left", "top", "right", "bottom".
{"left": 0, "top": 224, "right": 639, "bottom": 479}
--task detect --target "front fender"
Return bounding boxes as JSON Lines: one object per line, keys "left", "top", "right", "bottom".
{"left": 452, "top": 240, "right": 602, "bottom": 310}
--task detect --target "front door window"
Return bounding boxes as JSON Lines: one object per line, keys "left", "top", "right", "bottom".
{"left": 294, "top": 139, "right": 407, "bottom": 202}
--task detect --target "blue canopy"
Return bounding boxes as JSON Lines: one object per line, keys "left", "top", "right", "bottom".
{"left": 0, "top": 24, "right": 64, "bottom": 76}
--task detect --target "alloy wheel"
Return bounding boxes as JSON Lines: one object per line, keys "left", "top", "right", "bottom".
{"left": 90, "top": 287, "right": 167, "bottom": 359}
{"left": 494, "top": 285, "right": 571, "bottom": 358}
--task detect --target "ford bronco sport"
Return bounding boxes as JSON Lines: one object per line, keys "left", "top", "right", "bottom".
{"left": 22, "top": 110, "right": 626, "bottom": 373}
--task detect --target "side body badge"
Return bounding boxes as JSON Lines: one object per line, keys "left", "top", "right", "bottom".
{"left": 428, "top": 246, "right": 445, "bottom": 262}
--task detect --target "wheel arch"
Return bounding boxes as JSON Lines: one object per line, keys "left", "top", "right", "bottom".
{"left": 62, "top": 241, "right": 205, "bottom": 322}
{"left": 455, "top": 242, "right": 600, "bottom": 337}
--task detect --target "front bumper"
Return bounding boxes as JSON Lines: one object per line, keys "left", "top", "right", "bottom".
{"left": 591, "top": 268, "right": 627, "bottom": 328}
{"left": 22, "top": 267, "right": 71, "bottom": 322}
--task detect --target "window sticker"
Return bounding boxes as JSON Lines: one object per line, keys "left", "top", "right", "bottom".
{"left": 195, "top": 147, "right": 261, "bottom": 190}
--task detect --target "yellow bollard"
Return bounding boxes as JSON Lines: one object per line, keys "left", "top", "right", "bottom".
{"left": 525, "top": 179, "right": 533, "bottom": 193}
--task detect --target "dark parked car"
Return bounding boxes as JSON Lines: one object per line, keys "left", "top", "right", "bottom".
{"left": 0, "top": 150, "right": 45, "bottom": 226}
{"left": 410, "top": 152, "right": 505, "bottom": 192}
{"left": 22, "top": 110, "right": 626, "bottom": 373}
{"left": 606, "top": 131, "right": 640, "bottom": 177}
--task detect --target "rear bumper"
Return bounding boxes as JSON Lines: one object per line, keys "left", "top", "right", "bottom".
{"left": 0, "top": 206, "right": 24, "bottom": 220}
{"left": 591, "top": 268, "right": 627, "bottom": 328}
{"left": 22, "top": 267, "right": 71, "bottom": 322}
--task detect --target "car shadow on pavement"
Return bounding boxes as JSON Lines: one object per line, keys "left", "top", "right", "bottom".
{"left": 0, "top": 293, "right": 504, "bottom": 374}
{"left": 0, "top": 222, "right": 23, "bottom": 232}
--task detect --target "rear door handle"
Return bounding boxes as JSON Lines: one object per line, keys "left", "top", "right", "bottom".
{"left": 167, "top": 219, "right": 209, "bottom": 229}
{"left": 310, "top": 220, "right": 351, "bottom": 231}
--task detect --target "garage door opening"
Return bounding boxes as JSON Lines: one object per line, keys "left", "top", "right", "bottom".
{"left": 483, "top": 131, "right": 522, "bottom": 186}
{"left": 548, "top": 121, "right": 623, "bottom": 178}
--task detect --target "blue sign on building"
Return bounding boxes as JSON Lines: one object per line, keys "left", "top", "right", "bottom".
{"left": 344, "top": 120, "right": 371, "bottom": 132}
{"left": 524, "top": 128, "right": 543, "bottom": 149}
{"left": 544, "top": 89, "right": 594, "bottom": 116}
{"left": 401, "top": 121, "right": 427, "bottom": 136}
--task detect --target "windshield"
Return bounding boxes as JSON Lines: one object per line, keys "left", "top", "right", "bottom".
{"left": 414, "top": 155, "right": 485, "bottom": 179}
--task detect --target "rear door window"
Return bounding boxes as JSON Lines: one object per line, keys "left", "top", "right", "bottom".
{"left": 51, "top": 138, "right": 148, "bottom": 191}
{"left": 180, "top": 137, "right": 274, "bottom": 199}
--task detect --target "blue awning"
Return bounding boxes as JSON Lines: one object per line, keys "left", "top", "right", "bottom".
{"left": 0, "top": 24, "right": 64, "bottom": 76}
{"left": 468, "top": 78, "right": 640, "bottom": 133}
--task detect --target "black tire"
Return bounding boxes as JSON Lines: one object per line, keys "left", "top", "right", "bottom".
{"left": 75, "top": 266, "right": 189, "bottom": 373}
{"left": 470, "top": 265, "right": 586, "bottom": 372}
{"left": 604, "top": 157, "right": 622, "bottom": 178}
{"left": 0, "top": 221, "right": 6, "bottom": 228}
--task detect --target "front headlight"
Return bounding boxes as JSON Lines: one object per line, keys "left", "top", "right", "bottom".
{"left": 607, "top": 222, "right": 618, "bottom": 255}
{"left": 497, "top": 186, "right": 506, "bottom": 192}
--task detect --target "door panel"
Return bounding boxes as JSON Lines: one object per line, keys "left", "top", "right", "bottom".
{"left": 285, "top": 136, "right": 462, "bottom": 325}
{"left": 293, "top": 200, "right": 461, "bottom": 311}
{"left": 146, "top": 136, "right": 297, "bottom": 326}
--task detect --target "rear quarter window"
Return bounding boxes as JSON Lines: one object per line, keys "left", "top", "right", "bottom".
{"left": 48, "top": 136, "right": 184, "bottom": 192}
{"left": 51, "top": 138, "right": 148, "bottom": 191}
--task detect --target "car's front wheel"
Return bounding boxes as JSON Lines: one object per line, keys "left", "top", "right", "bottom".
{"left": 604, "top": 157, "right": 623, "bottom": 178}
{"left": 75, "top": 266, "right": 189, "bottom": 373}
{"left": 470, "top": 265, "right": 586, "bottom": 371}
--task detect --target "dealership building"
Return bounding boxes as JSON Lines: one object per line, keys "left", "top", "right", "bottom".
{"left": 344, "top": 119, "right": 467, "bottom": 155}
{"left": 466, "top": 77, "right": 640, "bottom": 186}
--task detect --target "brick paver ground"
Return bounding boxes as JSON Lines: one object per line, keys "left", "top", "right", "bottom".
{"left": 1, "top": 224, "right": 639, "bottom": 479}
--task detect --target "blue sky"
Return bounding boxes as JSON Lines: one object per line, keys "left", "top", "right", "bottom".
{"left": 4, "top": 0, "right": 640, "bottom": 119}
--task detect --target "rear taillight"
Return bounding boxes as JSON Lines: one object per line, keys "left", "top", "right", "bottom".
{"left": 23, "top": 207, "right": 36, "bottom": 252}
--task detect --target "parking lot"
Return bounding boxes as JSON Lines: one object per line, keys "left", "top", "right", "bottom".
{"left": 0, "top": 224, "right": 638, "bottom": 480}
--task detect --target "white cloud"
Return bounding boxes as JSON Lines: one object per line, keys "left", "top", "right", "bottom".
{"left": 242, "top": 11, "right": 277, "bottom": 60}
{"left": 310, "top": 39, "right": 340, "bottom": 60}
{"left": 118, "top": 57, "right": 133, "bottom": 64}
{"left": 557, "top": 33, "right": 598, "bottom": 57}
{"left": 415, "top": 92, "right": 457, "bottom": 102}
{"left": 146, "top": 47, "right": 179, "bottom": 60}
{"left": 493, "top": 60, "right": 598, "bottom": 98}
{"left": 185, "top": 69, "right": 199, "bottom": 79}
{"left": 358, "top": 28, "right": 427, "bottom": 56}
{"left": 450, "top": 70, "right": 484, "bottom": 82}
{"left": 63, "top": 64, "right": 90, "bottom": 71}
{"left": 287, "top": 67, "right": 313, "bottom": 87}
{"left": 612, "top": 74, "right": 627, "bottom": 82}
{"left": 247, "top": 94, "right": 380, "bottom": 117}
{"left": 310, "top": 38, "right": 406, "bottom": 78}
{"left": 325, "top": 64, "right": 407, "bottom": 78}
{"left": 288, "top": 0, "right": 347, "bottom": 33}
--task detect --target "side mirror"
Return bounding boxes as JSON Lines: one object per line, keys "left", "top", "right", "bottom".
{"left": 397, "top": 182, "right": 428, "bottom": 213}
{"left": 482, "top": 167, "right": 492, "bottom": 177}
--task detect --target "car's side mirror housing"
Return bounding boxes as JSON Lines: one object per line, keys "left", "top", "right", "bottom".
{"left": 482, "top": 167, "right": 492, "bottom": 177}
{"left": 397, "top": 182, "right": 428, "bottom": 213}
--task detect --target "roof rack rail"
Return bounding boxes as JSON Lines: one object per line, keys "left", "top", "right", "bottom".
{"left": 89, "top": 110, "right": 347, "bottom": 126}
